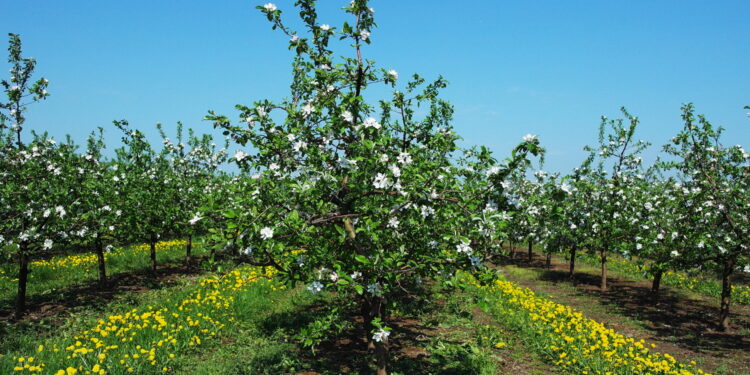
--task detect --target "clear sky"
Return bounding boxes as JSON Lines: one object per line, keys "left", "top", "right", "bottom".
{"left": 3, "top": 0, "right": 749, "bottom": 173}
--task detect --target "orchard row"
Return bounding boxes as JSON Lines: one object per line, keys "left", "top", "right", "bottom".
{"left": 2, "top": 1, "right": 748, "bottom": 373}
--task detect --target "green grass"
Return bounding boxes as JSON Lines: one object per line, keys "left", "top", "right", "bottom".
{"left": 0, "top": 238, "right": 209, "bottom": 309}
{"left": 498, "top": 264, "right": 750, "bottom": 375}
{"left": 0, "top": 262, "right": 287, "bottom": 374}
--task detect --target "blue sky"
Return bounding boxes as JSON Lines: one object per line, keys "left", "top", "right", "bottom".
{"left": 3, "top": 0, "right": 749, "bottom": 173}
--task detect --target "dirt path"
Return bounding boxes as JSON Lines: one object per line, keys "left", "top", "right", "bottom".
{"left": 290, "top": 291, "right": 556, "bottom": 374}
{"left": 496, "top": 249, "right": 750, "bottom": 374}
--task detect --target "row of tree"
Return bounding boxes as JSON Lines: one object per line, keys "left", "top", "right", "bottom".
{"left": 0, "top": 34, "right": 228, "bottom": 318}
{"left": 504, "top": 107, "right": 749, "bottom": 331}
{"left": 1, "top": 1, "right": 747, "bottom": 373}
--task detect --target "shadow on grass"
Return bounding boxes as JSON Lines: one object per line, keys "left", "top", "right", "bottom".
{"left": 0, "top": 259, "right": 207, "bottom": 323}
{"left": 255, "top": 296, "right": 484, "bottom": 375}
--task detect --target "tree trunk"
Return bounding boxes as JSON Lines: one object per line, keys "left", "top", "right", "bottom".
{"left": 95, "top": 239, "right": 107, "bottom": 286}
{"left": 651, "top": 269, "right": 663, "bottom": 293}
{"left": 528, "top": 239, "right": 533, "bottom": 262}
{"left": 150, "top": 234, "right": 157, "bottom": 272}
{"left": 509, "top": 242, "right": 515, "bottom": 260}
{"left": 719, "top": 257, "right": 734, "bottom": 331}
{"left": 361, "top": 298, "right": 375, "bottom": 350}
{"left": 545, "top": 253, "right": 552, "bottom": 268}
{"left": 369, "top": 296, "right": 389, "bottom": 375}
{"left": 375, "top": 340, "right": 389, "bottom": 375}
{"left": 186, "top": 233, "right": 193, "bottom": 267}
{"left": 600, "top": 248, "right": 608, "bottom": 291}
{"left": 569, "top": 246, "right": 577, "bottom": 279}
{"left": 15, "top": 248, "right": 30, "bottom": 319}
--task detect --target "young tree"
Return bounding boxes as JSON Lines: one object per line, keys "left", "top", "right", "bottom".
{"left": 67, "top": 129, "right": 123, "bottom": 286}
{"left": 205, "top": 2, "right": 541, "bottom": 373}
{"left": 157, "top": 123, "right": 227, "bottom": 266}
{"left": 113, "top": 121, "right": 175, "bottom": 272}
{"left": 0, "top": 33, "right": 69, "bottom": 319}
{"left": 0, "top": 33, "right": 50, "bottom": 147}
{"left": 583, "top": 109, "right": 649, "bottom": 291}
{"left": 662, "top": 104, "right": 750, "bottom": 330}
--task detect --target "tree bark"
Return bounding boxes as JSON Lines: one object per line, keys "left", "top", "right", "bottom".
{"left": 509, "top": 242, "right": 515, "bottom": 260}
{"left": 528, "top": 239, "right": 533, "bottom": 262}
{"left": 719, "top": 257, "right": 734, "bottom": 331}
{"left": 369, "top": 296, "right": 389, "bottom": 375}
{"left": 150, "top": 234, "right": 157, "bottom": 272}
{"left": 375, "top": 340, "right": 389, "bottom": 375}
{"left": 600, "top": 248, "right": 608, "bottom": 291}
{"left": 545, "top": 253, "right": 552, "bottom": 269}
{"left": 95, "top": 239, "right": 107, "bottom": 286}
{"left": 651, "top": 269, "right": 663, "bottom": 294}
{"left": 14, "top": 247, "right": 30, "bottom": 319}
{"left": 568, "top": 246, "right": 577, "bottom": 279}
{"left": 186, "top": 233, "right": 193, "bottom": 267}
{"left": 361, "top": 298, "right": 375, "bottom": 350}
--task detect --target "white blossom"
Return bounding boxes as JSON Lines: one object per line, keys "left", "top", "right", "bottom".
{"left": 43, "top": 239, "right": 53, "bottom": 250}
{"left": 523, "top": 134, "right": 537, "bottom": 142}
{"left": 360, "top": 30, "right": 371, "bottom": 40}
{"left": 342, "top": 111, "right": 354, "bottom": 123}
{"left": 397, "top": 152, "right": 412, "bottom": 164}
{"left": 389, "top": 164, "right": 401, "bottom": 178}
{"left": 486, "top": 166, "right": 500, "bottom": 177}
{"left": 234, "top": 150, "right": 247, "bottom": 162}
{"left": 363, "top": 117, "right": 381, "bottom": 129}
{"left": 372, "top": 328, "right": 390, "bottom": 343}
{"left": 263, "top": 3, "right": 277, "bottom": 12}
{"left": 420, "top": 205, "right": 435, "bottom": 218}
{"left": 456, "top": 240, "right": 473, "bottom": 255}
{"left": 320, "top": 24, "right": 331, "bottom": 31}
{"left": 302, "top": 103, "right": 314, "bottom": 117}
{"left": 307, "top": 281, "right": 324, "bottom": 294}
{"left": 293, "top": 140, "right": 307, "bottom": 152}
{"left": 260, "top": 227, "right": 274, "bottom": 240}
{"left": 189, "top": 213, "right": 203, "bottom": 225}
{"left": 388, "top": 69, "right": 398, "bottom": 80}
{"left": 387, "top": 217, "right": 399, "bottom": 229}
{"left": 373, "top": 173, "right": 389, "bottom": 189}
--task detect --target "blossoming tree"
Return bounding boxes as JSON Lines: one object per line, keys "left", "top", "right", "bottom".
{"left": 157, "top": 123, "right": 228, "bottom": 265}
{"left": 662, "top": 104, "right": 750, "bottom": 330}
{"left": 112, "top": 121, "right": 178, "bottom": 272}
{"left": 582, "top": 108, "right": 649, "bottom": 291}
{"left": 205, "top": 1, "right": 540, "bottom": 373}
{"left": 0, "top": 33, "right": 72, "bottom": 318}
